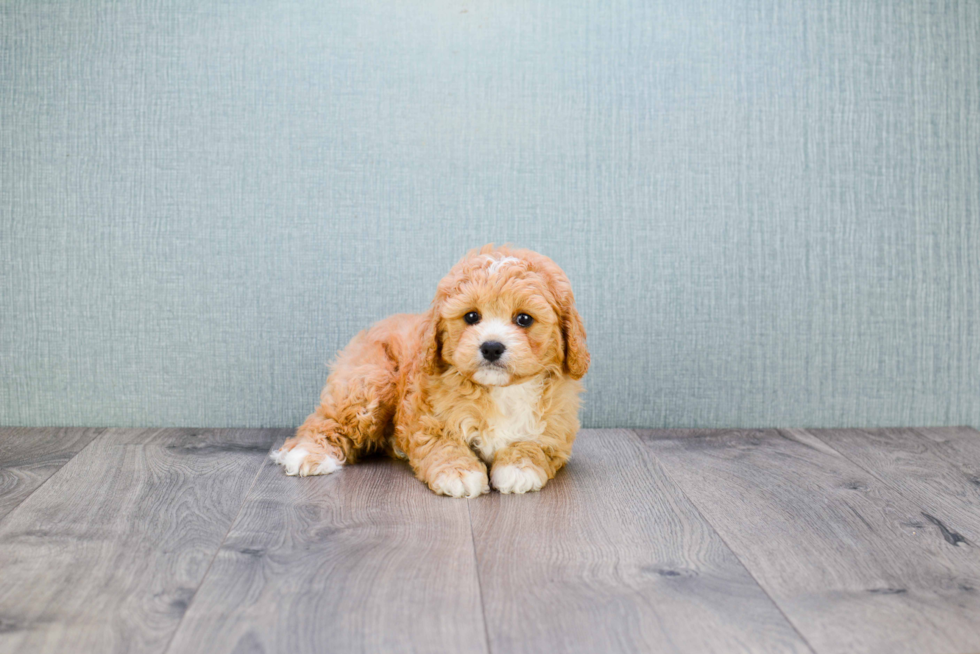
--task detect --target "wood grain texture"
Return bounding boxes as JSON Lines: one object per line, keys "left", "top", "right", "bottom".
{"left": 4, "top": 426, "right": 980, "bottom": 654}
{"left": 0, "top": 428, "right": 280, "bottom": 654}
{"left": 164, "top": 438, "right": 489, "bottom": 654}
{"left": 638, "top": 428, "right": 980, "bottom": 654}
{"left": 799, "top": 427, "right": 980, "bottom": 543}
{"left": 0, "top": 427, "right": 103, "bottom": 521}
{"left": 469, "top": 429, "right": 813, "bottom": 654}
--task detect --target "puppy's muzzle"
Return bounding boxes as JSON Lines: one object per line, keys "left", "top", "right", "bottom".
{"left": 480, "top": 341, "right": 506, "bottom": 363}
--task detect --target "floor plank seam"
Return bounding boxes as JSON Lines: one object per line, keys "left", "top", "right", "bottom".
{"left": 159, "top": 430, "right": 280, "bottom": 654}
{"left": 465, "top": 500, "right": 494, "bottom": 654}
{"left": 629, "top": 429, "right": 820, "bottom": 654}
{"left": 785, "top": 428, "right": 975, "bottom": 548}
{"left": 0, "top": 427, "right": 107, "bottom": 530}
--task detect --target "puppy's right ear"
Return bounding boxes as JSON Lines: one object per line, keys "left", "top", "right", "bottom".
{"left": 419, "top": 305, "right": 444, "bottom": 377}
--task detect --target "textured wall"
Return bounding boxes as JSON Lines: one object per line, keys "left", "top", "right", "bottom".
{"left": 1, "top": 1, "right": 978, "bottom": 429}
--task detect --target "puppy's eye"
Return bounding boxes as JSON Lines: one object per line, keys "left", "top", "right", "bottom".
{"left": 514, "top": 313, "right": 534, "bottom": 328}
{"left": 464, "top": 311, "right": 481, "bottom": 325}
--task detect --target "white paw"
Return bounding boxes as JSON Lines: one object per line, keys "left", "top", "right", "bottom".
{"left": 270, "top": 447, "right": 342, "bottom": 477}
{"left": 491, "top": 464, "right": 545, "bottom": 494}
{"left": 430, "top": 469, "right": 490, "bottom": 499}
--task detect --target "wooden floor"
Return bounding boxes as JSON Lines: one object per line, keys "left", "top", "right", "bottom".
{"left": 1, "top": 427, "right": 979, "bottom": 654}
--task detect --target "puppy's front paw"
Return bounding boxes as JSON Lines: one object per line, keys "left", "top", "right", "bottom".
{"left": 429, "top": 468, "right": 490, "bottom": 499}
{"left": 491, "top": 463, "right": 546, "bottom": 494}
{"left": 270, "top": 446, "right": 342, "bottom": 477}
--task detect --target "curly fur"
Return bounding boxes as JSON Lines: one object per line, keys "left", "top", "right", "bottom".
{"left": 272, "top": 245, "right": 589, "bottom": 497}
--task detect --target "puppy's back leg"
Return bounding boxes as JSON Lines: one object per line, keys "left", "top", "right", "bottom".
{"left": 273, "top": 334, "right": 397, "bottom": 477}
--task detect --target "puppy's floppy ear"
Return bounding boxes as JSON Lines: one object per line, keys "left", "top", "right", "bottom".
{"left": 545, "top": 268, "right": 589, "bottom": 380}
{"left": 419, "top": 304, "right": 445, "bottom": 377}
{"left": 559, "top": 292, "right": 590, "bottom": 379}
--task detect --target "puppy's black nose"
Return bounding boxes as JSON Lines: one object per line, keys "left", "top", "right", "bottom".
{"left": 480, "top": 341, "right": 506, "bottom": 363}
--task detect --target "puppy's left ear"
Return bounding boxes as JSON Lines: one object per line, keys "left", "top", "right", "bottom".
{"left": 549, "top": 272, "right": 589, "bottom": 380}
{"left": 560, "top": 296, "right": 590, "bottom": 379}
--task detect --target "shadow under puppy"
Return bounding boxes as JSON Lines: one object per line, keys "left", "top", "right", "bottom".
{"left": 272, "top": 244, "right": 589, "bottom": 497}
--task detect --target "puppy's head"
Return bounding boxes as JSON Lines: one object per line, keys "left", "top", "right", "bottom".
{"left": 422, "top": 245, "right": 589, "bottom": 386}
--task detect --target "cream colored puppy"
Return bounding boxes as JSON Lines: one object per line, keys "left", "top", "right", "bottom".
{"left": 272, "top": 244, "right": 589, "bottom": 497}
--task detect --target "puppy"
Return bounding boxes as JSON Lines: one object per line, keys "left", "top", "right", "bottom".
{"left": 271, "top": 245, "right": 589, "bottom": 497}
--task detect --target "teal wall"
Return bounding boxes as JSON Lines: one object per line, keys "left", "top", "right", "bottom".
{"left": 2, "top": 1, "right": 978, "bottom": 429}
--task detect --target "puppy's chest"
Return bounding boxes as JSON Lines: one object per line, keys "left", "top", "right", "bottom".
{"left": 466, "top": 379, "right": 546, "bottom": 463}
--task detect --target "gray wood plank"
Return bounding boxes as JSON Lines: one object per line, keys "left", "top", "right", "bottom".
{"left": 912, "top": 426, "right": 980, "bottom": 466}
{"left": 164, "top": 437, "right": 489, "bottom": 654}
{"left": 638, "top": 428, "right": 980, "bottom": 654}
{"left": 469, "top": 429, "right": 813, "bottom": 654}
{"left": 0, "top": 427, "right": 280, "bottom": 654}
{"left": 0, "top": 427, "right": 104, "bottom": 522}
{"left": 798, "top": 427, "right": 980, "bottom": 543}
